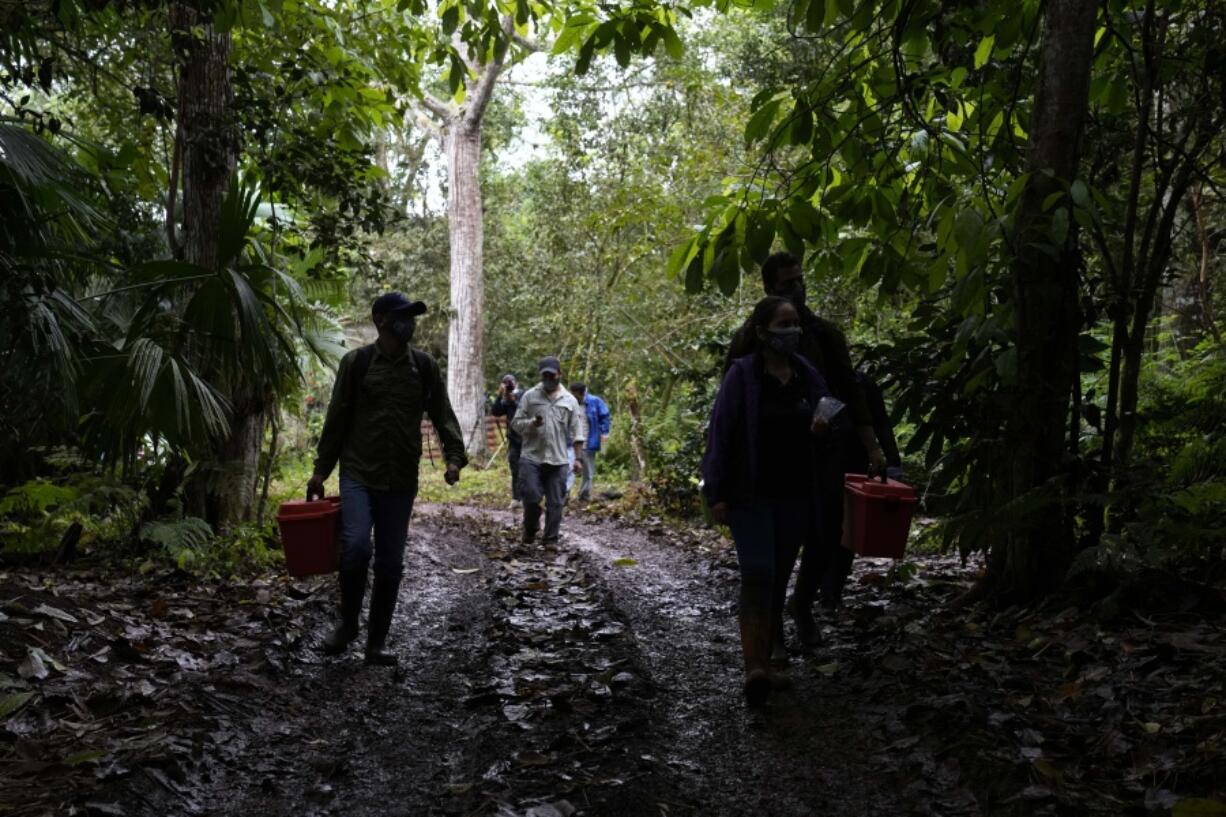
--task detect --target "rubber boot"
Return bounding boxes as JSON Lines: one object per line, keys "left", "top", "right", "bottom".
{"left": 739, "top": 608, "right": 772, "bottom": 708}
{"left": 364, "top": 574, "right": 401, "bottom": 666}
{"left": 787, "top": 594, "right": 822, "bottom": 647}
{"left": 523, "top": 502, "right": 541, "bottom": 544}
{"left": 322, "top": 567, "right": 366, "bottom": 655}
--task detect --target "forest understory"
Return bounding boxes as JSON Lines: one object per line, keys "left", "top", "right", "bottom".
{"left": 2, "top": 504, "right": 1223, "bottom": 817}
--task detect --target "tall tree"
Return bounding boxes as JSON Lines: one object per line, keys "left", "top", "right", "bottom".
{"left": 412, "top": 21, "right": 522, "bottom": 458}
{"left": 992, "top": 0, "right": 1099, "bottom": 600}
{"left": 168, "top": 1, "right": 261, "bottom": 527}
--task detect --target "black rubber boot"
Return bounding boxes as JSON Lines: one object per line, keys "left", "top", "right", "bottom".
{"left": 322, "top": 567, "right": 366, "bottom": 655}
{"left": 787, "top": 594, "right": 822, "bottom": 647}
{"left": 739, "top": 607, "right": 772, "bottom": 708}
{"left": 523, "top": 502, "right": 541, "bottom": 544}
{"left": 364, "top": 574, "right": 401, "bottom": 666}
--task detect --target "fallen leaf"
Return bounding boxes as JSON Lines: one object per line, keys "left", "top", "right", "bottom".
{"left": 612, "top": 558, "right": 637, "bottom": 568}
{"left": 1173, "top": 799, "right": 1226, "bottom": 817}
{"left": 816, "top": 662, "right": 840, "bottom": 675}
{"left": 33, "top": 603, "right": 78, "bottom": 624}
{"left": 18, "top": 648, "right": 49, "bottom": 680}
{"left": 451, "top": 567, "right": 480, "bottom": 574}
{"left": 64, "top": 749, "right": 107, "bottom": 766}
{"left": 0, "top": 691, "right": 35, "bottom": 718}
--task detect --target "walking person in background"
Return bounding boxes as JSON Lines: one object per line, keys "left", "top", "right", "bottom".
{"left": 307, "top": 293, "right": 467, "bottom": 666}
{"left": 569, "top": 383, "right": 611, "bottom": 503}
{"left": 491, "top": 373, "right": 523, "bottom": 508}
{"left": 703, "top": 296, "right": 832, "bottom": 707}
{"left": 512, "top": 357, "right": 585, "bottom": 545}
{"left": 725, "top": 252, "right": 887, "bottom": 647}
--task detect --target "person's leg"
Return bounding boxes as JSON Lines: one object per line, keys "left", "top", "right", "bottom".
{"left": 323, "top": 475, "right": 373, "bottom": 654}
{"left": 519, "top": 460, "right": 544, "bottom": 543}
{"left": 815, "top": 430, "right": 854, "bottom": 611}
{"left": 579, "top": 449, "right": 596, "bottom": 501}
{"left": 541, "top": 464, "right": 567, "bottom": 543}
{"left": 769, "top": 502, "right": 807, "bottom": 667}
{"left": 818, "top": 486, "right": 853, "bottom": 610}
{"left": 565, "top": 448, "right": 575, "bottom": 498}
{"left": 508, "top": 440, "right": 522, "bottom": 503}
{"left": 728, "top": 503, "right": 776, "bottom": 706}
{"left": 365, "top": 488, "right": 414, "bottom": 665}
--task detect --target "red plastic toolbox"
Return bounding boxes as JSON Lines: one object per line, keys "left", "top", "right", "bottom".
{"left": 841, "top": 475, "right": 918, "bottom": 558}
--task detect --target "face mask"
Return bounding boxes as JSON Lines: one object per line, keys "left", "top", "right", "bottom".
{"left": 542, "top": 375, "right": 560, "bottom": 392}
{"left": 389, "top": 316, "right": 415, "bottom": 343}
{"left": 765, "top": 327, "right": 802, "bottom": 354}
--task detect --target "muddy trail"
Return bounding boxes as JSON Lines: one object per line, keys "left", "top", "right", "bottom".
{"left": 206, "top": 506, "right": 952, "bottom": 817}
{"left": 7, "top": 505, "right": 1224, "bottom": 817}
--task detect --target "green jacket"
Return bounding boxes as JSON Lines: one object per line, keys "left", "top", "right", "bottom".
{"left": 313, "top": 343, "right": 468, "bottom": 492}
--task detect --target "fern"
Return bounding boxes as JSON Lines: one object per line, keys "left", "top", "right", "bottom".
{"left": 0, "top": 480, "right": 79, "bottom": 516}
{"left": 140, "top": 516, "right": 213, "bottom": 556}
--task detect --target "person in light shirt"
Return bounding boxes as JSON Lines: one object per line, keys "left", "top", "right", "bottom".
{"left": 511, "top": 356, "right": 585, "bottom": 545}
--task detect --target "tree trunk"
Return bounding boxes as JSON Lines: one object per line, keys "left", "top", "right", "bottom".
{"left": 1190, "top": 186, "right": 1223, "bottom": 347}
{"left": 445, "top": 122, "right": 488, "bottom": 459}
{"left": 213, "top": 386, "right": 265, "bottom": 525}
{"left": 170, "top": 3, "right": 256, "bottom": 528}
{"left": 170, "top": 4, "right": 234, "bottom": 271}
{"left": 989, "top": 0, "right": 1098, "bottom": 603}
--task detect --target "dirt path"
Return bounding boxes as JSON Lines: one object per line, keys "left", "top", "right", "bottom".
{"left": 206, "top": 505, "right": 974, "bottom": 817}
{"left": 8, "top": 504, "right": 1221, "bottom": 816}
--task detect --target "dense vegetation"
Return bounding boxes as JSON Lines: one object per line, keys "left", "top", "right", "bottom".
{"left": 1, "top": 0, "right": 1222, "bottom": 601}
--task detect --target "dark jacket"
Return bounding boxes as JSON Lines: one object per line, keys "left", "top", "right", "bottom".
{"left": 724, "top": 305, "right": 872, "bottom": 428}
{"left": 701, "top": 353, "right": 830, "bottom": 508}
{"left": 491, "top": 388, "right": 523, "bottom": 444}
{"left": 313, "top": 344, "right": 467, "bottom": 492}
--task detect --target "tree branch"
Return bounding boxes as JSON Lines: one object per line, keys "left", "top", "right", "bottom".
{"left": 512, "top": 32, "right": 544, "bottom": 52}
{"left": 420, "top": 89, "right": 457, "bottom": 120}
{"left": 461, "top": 18, "right": 514, "bottom": 128}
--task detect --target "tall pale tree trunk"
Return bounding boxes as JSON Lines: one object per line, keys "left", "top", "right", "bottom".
{"left": 170, "top": 3, "right": 261, "bottom": 527}
{"left": 989, "top": 0, "right": 1098, "bottom": 603}
{"left": 414, "top": 28, "right": 517, "bottom": 460}
{"left": 445, "top": 122, "right": 487, "bottom": 457}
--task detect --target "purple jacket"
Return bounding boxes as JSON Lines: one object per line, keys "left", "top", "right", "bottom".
{"left": 701, "top": 352, "right": 830, "bottom": 508}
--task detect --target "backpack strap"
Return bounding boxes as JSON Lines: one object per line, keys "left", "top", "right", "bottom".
{"left": 410, "top": 348, "right": 434, "bottom": 407}
{"left": 347, "top": 343, "right": 434, "bottom": 411}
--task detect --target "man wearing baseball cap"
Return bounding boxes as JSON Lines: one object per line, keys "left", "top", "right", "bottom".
{"left": 510, "top": 356, "right": 585, "bottom": 545}
{"left": 308, "top": 292, "right": 467, "bottom": 665}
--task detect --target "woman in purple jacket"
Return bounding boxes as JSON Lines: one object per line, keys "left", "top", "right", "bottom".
{"left": 702, "top": 296, "right": 832, "bottom": 706}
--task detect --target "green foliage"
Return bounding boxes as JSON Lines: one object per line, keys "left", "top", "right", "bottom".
{"left": 140, "top": 516, "right": 214, "bottom": 566}
{"left": 1114, "top": 344, "right": 1226, "bottom": 563}
{"left": 0, "top": 464, "right": 146, "bottom": 555}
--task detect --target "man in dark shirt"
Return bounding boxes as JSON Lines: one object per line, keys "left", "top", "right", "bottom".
{"left": 490, "top": 374, "right": 523, "bottom": 506}
{"left": 307, "top": 292, "right": 467, "bottom": 666}
{"left": 725, "top": 252, "right": 887, "bottom": 646}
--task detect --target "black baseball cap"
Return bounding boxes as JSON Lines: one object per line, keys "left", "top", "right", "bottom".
{"left": 537, "top": 356, "right": 561, "bottom": 375}
{"left": 371, "top": 292, "right": 427, "bottom": 317}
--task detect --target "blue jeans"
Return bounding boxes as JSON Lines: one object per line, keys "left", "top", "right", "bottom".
{"left": 339, "top": 474, "right": 415, "bottom": 579}
{"left": 728, "top": 500, "right": 812, "bottom": 627}
{"left": 578, "top": 449, "right": 597, "bottom": 499}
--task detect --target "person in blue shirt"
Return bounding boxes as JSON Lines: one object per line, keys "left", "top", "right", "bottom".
{"left": 569, "top": 383, "right": 611, "bottom": 503}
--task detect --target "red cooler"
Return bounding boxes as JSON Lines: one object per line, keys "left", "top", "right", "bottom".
{"left": 276, "top": 496, "right": 342, "bottom": 577}
{"left": 841, "top": 475, "right": 918, "bottom": 558}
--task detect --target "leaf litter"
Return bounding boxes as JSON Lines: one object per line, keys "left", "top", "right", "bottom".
{"left": 2, "top": 505, "right": 1223, "bottom": 817}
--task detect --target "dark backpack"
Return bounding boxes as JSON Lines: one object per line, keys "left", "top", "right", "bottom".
{"left": 346, "top": 343, "right": 434, "bottom": 411}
